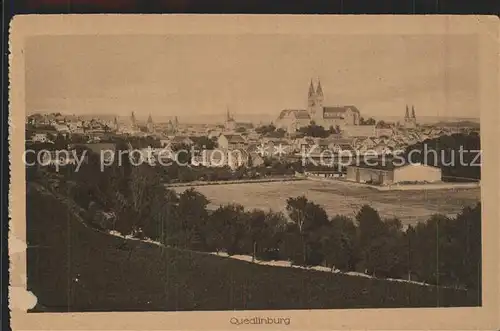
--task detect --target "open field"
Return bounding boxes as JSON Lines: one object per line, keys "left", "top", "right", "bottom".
{"left": 172, "top": 180, "right": 481, "bottom": 225}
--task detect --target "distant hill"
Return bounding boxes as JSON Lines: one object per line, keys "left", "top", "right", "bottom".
{"left": 431, "top": 120, "right": 480, "bottom": 128}
{"left": 27, "top": 182, "right": 479, "bottom": 312}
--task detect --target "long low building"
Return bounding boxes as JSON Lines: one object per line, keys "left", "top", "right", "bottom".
{"left": 346, "top": 161, "right": 442, "bottom": 185}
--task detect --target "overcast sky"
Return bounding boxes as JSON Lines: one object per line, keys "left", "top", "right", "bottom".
{"left": 25, "top": 34, "right": 478, "bottom": 121}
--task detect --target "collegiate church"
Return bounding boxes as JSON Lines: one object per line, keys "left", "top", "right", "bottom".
{"left": 276, "top": 79, "right": 362, "bottom": 133}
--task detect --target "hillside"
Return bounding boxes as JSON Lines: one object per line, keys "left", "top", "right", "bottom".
{"left": 432, "top": 120, "right": 480, "bottom": 128}
{"left": 26, "top": 183, "right": 480, "bottom": 312}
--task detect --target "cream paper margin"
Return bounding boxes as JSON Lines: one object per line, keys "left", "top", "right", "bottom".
{"left": 8, "top": 14, "right": 500, "bottom": 331}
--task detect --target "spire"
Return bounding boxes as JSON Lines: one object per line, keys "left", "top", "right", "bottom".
{"left": 316, "top": 78, "right": 323, "bottom": 97}
{"left": 131, "top": 111, "right": 136, "bottom": 127}
{"left": 147, "top": 113, "right": 153, "bottom": 123}
{"left": 411, "top": 105, "right": 416, "bottom": 119}
{"left": 405, "top": 105, "right": 409, "bottom": 119}
{"left": 226, "top": 106, "right": 231, "bottom": 121}
{"left": 308, "top": 79, "right": 315, "bottom": 97}
{"left": 175, "top": 116, "right": 179, "bottom": 125}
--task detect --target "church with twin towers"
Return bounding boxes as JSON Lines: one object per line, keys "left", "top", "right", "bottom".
{"left": 276, "top": 78, "right": 362, "bottom": 133}
{"left": 276, "top": 78, "right": 418, "bottom": 133}
{"left": 404, "top": 104, "right": 417, "bottom": 129}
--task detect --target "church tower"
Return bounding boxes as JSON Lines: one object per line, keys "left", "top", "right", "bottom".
{"left": 130, "top": 111, "right": 137, "bottom": 130}
{"left": 307, "top": 79, "right": 316, "bottom": 114}
{"left": 307, "top": 79, "right": 324, "bottom": 123}
{"left": 146, "top": 114, "right": 154, "bottom": 133}
{"left": 316, "top": 79, "right": 324, "bottom": 107}
{"left": 225, "top": 106, "right": 236, "bottom": 131}
{"left": 404, "top": 105, "right": 417, "bottom": 129}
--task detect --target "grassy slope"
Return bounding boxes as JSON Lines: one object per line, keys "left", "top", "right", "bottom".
{"left": 26, "top": 183, "right": 480, "bottom": 312}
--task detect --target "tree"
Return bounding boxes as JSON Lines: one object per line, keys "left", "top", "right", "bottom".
{"left": 376, "top": 120, "right": 392, "bottom": 129}
{"left": 454, "top": 203, "right": 481, "bottom": 289}
{"left": 255, "top": 124, "right": 277, "bottom": 135}
{"left": 267, "top": 128, "right": 286, "bottom": 138}
{"left": 171, "top": 143, "right": 192, "bottom": 165}
{"left": 112, "top": 164, "right": 165, "bottom": 237}
{"left": 355, "top": 205, "right": 385, "bottom": 275}
{"left": 177, "top": 188, "right": 210, "bottom": 250}
{"left": 320, "top": 215, "right": 358, "bottom": 271}
{"left": 143, "top": 189, "right": 179, "bottom": 245}
{"left": 53, "top": 133, "right": 68, "bottom": 149}
{"left": 286, "top": 196, "right": 329, "bottom": 265}
{"left": 243, "top": 210, "right": 267, "bottom": 261}
{"left": 405, "top": 204, "right": 482, "bottom": 289}
{"left": 359, "top": 117, "right": 376, "bottom": 126}
{"left": 374, "top": 218, "right": 407, "bottom": 278}
{"left": 298, "top": 124, "right": 329, "bottom": 138}
{"left": 260, "top": 211, "right": 287, "bottom": 260}
{"left": 191, "top": 136, "right": 216, "bottom": 150}
{"left": 286, "top": 196, "right": 309, "bottom": 234}
{"left": 207, "top": 204, "right": 247, "bottom": 255}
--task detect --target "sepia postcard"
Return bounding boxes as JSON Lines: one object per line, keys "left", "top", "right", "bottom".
{"left": 8, "top": 14, "right": 500, "bottom": 330}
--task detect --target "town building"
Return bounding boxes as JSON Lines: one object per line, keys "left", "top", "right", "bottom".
{"left": 217, "top": 134, "right": 246, "bottom": 150}
{"left": 223, "top": 109, "right": 253, "bottom": 132}
{"left": 375, "top": 127, "right": 394, "bottom": 138}
{"left": 342, "top": 125, "right": 376, "bottom": 138}
{"left": 31, "top": 133, "right": 49, "bottom": 143}
{"left": 191, "top": 149, "right": 249, "bottom": 170}
{"left": 169, "top": 136, "right": 194, "bottom": 147}
{"left": 346, "top": 161, "right": 442, "bottom": 185}
{"left": 276, "top": 79, "right": 362, "bottom": 133}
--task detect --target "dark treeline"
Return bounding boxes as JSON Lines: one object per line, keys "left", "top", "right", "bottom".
{"left": 255, "top": 124, "right": 286, "bottom": 138}
{"left": 31, "top": 150, "right": 481, "bottom": 291}
{"left": 160, "top": 159, "right": 303, "bottom": 183}
{"left": 404, "top": 132, "right": 481, "bottom": 181}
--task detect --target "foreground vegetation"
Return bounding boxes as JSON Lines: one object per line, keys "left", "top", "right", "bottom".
{"left": 28, "top": 145, "right": 482, "bottom": 293}
{"left": 27, "top": 183, "right": 480, "bottom": 311}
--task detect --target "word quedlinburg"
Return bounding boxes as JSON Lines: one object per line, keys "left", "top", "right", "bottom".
{"left": 229, "top": 316, "right": 291, "bottom": 326}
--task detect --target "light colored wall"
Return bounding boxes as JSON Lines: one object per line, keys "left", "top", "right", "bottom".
{"left": 393, "top": 164, "right": 442, "bottom": 183}
{"left": 376, "top": 128, "right": 394, "bottom": 137}
{"left": 346, "top": 167, "right": 357, "bottom": 181}
{"left": 346, "top": 167, "right": 394, "bottom": 184}
{"left": 217, "top": 135, "right": 229, "bottom": 149}
{"left": 343, "top": 125, "right": 376, "bottom": 137}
